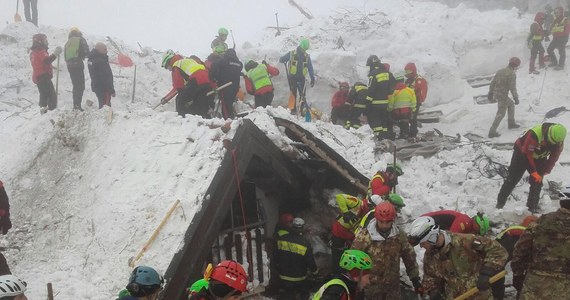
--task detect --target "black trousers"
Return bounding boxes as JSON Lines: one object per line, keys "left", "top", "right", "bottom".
{"left": 219, "top": 85, "right": 238, "bottom": 119}
{"left": 37, "top": 76, "right": 57, "bottom": 110}
{"left": 410, "top": 102, "right": 421, "bottom": 137}
{"left": 530, "top": 40, "right": 545, "bottom": 71}
{"left": 95, "top": 91, "right": 111, "bottom": 109}
{"left": 0, "top": 252, "right": 10, "bottom": 276}
{"left": 347, "top": 107, "right": 366, "bottom": 129}
{"left": 289, "top": 76, "right": 306, "bottom": 112}
{"left": 367, "top": 104, "right": 392, "bottom": 140}
{"left": 255, "top": 92, "right": 274, "bottom": 108}
{"left": 176, "top": 82, "right": 214, "bottom": 118}
{"left": 497, "top": 147, "right": 545, "bottom": 211}
{"left": 547, "top": 36, "right": 569, "bottom": 67}
{"left": 68, "top": 66, "right": 85, "bottom": 109}
{"left": 23, "top": 0, "right": 38, "bottom": 26}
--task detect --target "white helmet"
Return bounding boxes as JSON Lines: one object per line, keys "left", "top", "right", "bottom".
{"left": 370, "top": 195, "right": 382, "bottom": 206}
{"left": 0, "top": 275, "right": 27, "bottom": 297}
{"left": 408, "top": 216, "right": 439, "bottom": 246}
{"left": 292, "top": 217, "right": 305, "bottom": 228}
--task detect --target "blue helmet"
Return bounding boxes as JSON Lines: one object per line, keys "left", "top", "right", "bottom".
{"left": 127, "top": 266, "right": 164, "bottom": 297}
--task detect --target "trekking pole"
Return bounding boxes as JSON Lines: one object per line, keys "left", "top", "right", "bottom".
{"left": 128, "top": 199, "right": 180, "bottom": 267}
{"left": 47, "top": 282, "right": 54, "bottom": 300}
{"left": 453, "top": 270, "right": 507, "bottom": 300}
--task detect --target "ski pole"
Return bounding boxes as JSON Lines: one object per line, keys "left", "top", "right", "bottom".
{"left": 453, "top": 270, "right": 507, "bottom": 300}
{"left": 128, "top": 199, "right": 180, "bottom": 267}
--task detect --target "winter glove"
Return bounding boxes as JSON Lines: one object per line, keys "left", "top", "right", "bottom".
{"left": 530, "top": 172, "right": 542, "bottom": 183}
{"left": 342, "top": 211, "right": 358, "bottom": 224}
{"left": 411, "top": 277, "right": 423, "bottom": 295}
{"left": 512, "top": 274, "right": 525, "bottom": 292}
{"left": 53, "top": 46, "right": 63, "bottom": 56}
{"left": 476, "top": 267, "right": 495, "bottom": 291}
{"left": 514, "top": 97, "right": 519, "bottom": 105}
{"left": 310, "top": 79, "right": 315, "bottom": 88}
{"left": 160, "top": 97, "right": 167, "bottom": 105}
{"left": 0, "top": 216, "right": 11, "bottom": 235}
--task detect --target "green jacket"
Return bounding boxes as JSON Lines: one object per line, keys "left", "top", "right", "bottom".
{"left": 489, "top": 66, "right": 518, "bottom": 101}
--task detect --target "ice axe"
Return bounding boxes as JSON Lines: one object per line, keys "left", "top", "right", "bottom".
{"left": 453, "top": 270, "right": 507, "bottom": 300}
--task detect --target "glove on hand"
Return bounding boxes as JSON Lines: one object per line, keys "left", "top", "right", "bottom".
{"left": 342, "top": 211, "right": 358, "bottom": 223}
{"left": 310, "top": 79, "right": 315, "bottom": 88}
{"left": 512, "top": 274, "right": 525, "bottom": 292}
{"left": 530, "top": 172, "right": 542, "bottom": 183}
{"left": 476, "top": 267, "right": 495, "bottom": 291}
{"left": 411, "top": 277, "right": 423, "bottom": 294}
{"left": 0, "top": 216, "right": 12, "bottom": 235}
{"left": 53, "top": 46, "right": 63, "bottom": 56}
{"left": 514, "top": 97, "right": 520, "bottom": 105}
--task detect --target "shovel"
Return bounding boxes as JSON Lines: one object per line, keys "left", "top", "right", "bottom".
{"left": 14, "top": 0, "right": 22, "bottom": 22}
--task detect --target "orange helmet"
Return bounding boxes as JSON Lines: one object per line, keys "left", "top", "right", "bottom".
{"left": 374, "top": 202, "right": 396, "bottom": 222}
{"left": 210, "top": 260, "right": 248, "bottom": 292}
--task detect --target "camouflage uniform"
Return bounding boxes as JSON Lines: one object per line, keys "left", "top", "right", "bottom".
{"left": 351, "top": 219, "right": 419, "bottom": 299}
{"left": 511, "top": 208, "right": 570, "bottom": 299}
{"left": 422, "top": 232, "right": 507, "bottom": 300}
{"left": 488, "top": 66, "right": 519, "bottom": 135}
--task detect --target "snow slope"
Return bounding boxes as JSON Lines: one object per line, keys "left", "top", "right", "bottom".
{"left": 0, "top": 0, "right": 569, "bottom": 298}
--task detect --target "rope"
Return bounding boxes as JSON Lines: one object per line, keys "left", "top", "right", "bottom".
{"left": 230, "top": 148, "right": 254, "bottom": 283}
{"left": 535, "top": 66, "right": 548, "bottom": 105}
{"left": 465, "top": 146, "right": 509, "bottom": 180}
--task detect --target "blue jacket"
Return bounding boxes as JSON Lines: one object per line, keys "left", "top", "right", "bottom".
{"left": 279, "top": 47, "right": 315, "bottom": 82}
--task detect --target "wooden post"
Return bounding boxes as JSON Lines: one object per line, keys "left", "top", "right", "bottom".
{"left": 131, "top": 65, "right": 137, "bottom": 103}
{"left": 47, "top": 283, "right": 54, "bottom": 300}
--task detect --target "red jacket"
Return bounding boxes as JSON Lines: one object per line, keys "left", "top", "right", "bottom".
{"left": 369, "top": 171, "right": 392, "bottom": 198}
{"left": 163, "top": 63, "right": 214, "bottom": 101}
{"left": 244, "top": 64, "right": 280, "bottom": 96}
{"left": 405, "top": 75, "right": 428, "bottom": 104}
{"left": 331, "top": 90, "right": 348, "bottom": 108}
{"left": 551, "top": 17, "right": 570, "bottom": 38}
{"left": 422, "top": 210, "right": 475, "bottom": 234}
{"left": 515, "top": 124, "right": 563, "bottom": 174}
{"left": 30, "top": 48, "right": 55, "bottom": 84}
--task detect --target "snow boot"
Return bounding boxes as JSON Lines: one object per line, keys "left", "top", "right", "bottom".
{"left": 508, "top": 123, "right": 521, "bottom": 129}
{"left": 530, "top": 70, "right": 540, "bottom": 74}
{"left": 488, "top": 131, "right": 501, "bottom": 138}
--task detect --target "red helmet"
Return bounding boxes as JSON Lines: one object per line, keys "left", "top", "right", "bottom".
{"left": 382, "top": 63, "right": 391, "bottom": 72}
{"left": 404, "top": 62, "right": 417, "bottom": 78}
{"left": 535, "top": 12, "right": 546, "bottom": 22}
{"left": 509, "top": 57, "right": 521, "bottom": 68}
{"left": 374, "top": 202, "right": 397, "bottom": 222}
{"left": 339, "top": 81, "right": 349, "bottom": 90}
{"left": 210, "top": 260, "right": 248, "bottom": 292}
{"left": 278, "top": 213, "right": 294, "bottom": 227}
{"left": 554, "top": 7, "right": 564, "bottom": 17}
{"left": 521, "top": 215, "right": 538, "bottom": 227}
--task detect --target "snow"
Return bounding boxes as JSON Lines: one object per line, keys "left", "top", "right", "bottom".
{"left": 0, "top": 0, "right": 569, "bottom": 298}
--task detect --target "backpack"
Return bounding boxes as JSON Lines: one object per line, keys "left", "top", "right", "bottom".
{"left": 64, "top": 37, "right": 81, "bottom": 61}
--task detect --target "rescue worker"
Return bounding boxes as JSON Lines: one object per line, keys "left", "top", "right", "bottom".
{"left": 265, "top": 213, "right": 294, "bottom": 295}
{"left": 366, "top": 55, "right": 395, "bottom": 140}
{"left": 160, "top": 51, "right": 214, "bottom": 118}
{"left": 311, "top": 249, "right": 372, "bottom": 300}
{"left": 491, "top": 215, "right": 537, "bottom": 300}
{"left": 187, "top": 279, "right": 209, "bottom": 298}
{"left": 408, "top": 216, "right": 508, "bottom": 300}
{"left": 330, "top": 194, "right": 369, "bottom": 273}
{"left": 191, "top": 260, "right": 248, "bottom": 300}
{"left": 488, "top": 57, "right": 521, "bottom": 138}
{"left": 404, "top": 63, "right": 428, "bottom": 138}
{"left": 330, "top": 82, "right": 350, "bottom": 125}
{"left": 496, "top": 123, "right": 566, "bottom": 212}
{"left": 243, "top": 59, "right": 280, "bottom": 108}
{"left": 30, "top": 33, "right": 62, "bottom": 113}
{"left": 366, "top": 163, "right": 403, "bottom": 205}
{"left": 87, "top": 42, "right": 115, "bottom": 109}
{"left": 528, "top": 12, "right": 547, "bottom": 74}
{"left": 511, "top": 195, "right": 570, "bottom": 299}
{"left": 64, "top": 27, "right": 89, "bottom": 111}
{"left": 279, "top": 38, "right": 316, "bottom": 114}
{"left": 211, "top": 28, "right": 229, "bottom": 56}
{"left": 351, "top": 202, "right": 421, "bottom": 299}
{"left": 547, "top": 7, "right": 570, "bottom": 70}
{"left": 124, "top": 266, "right": 164, "bottom": 300}
{"left": 388, "top": 76, "right": 417, "bottom": 139}
{"left": 421, "top": 210, "right": 491, "bottom": 235}
{"left": 356, "top": 193, "right": 406, "bottom": 234}
{"left": 210, "top": 48, "right": 243, "bottom": 119}
{"left": 275, "top": 217, "right": 318, "bottom": 299}
{"left": 0, "top": 181, "right": 12, "bottom": 275}
{"left": 345, "top": 82, "right": 368, "bottom": 129}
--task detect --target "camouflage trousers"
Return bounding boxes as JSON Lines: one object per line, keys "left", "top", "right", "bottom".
{"left": 489, "top": 97, "right": 515, "bottom": 134}
{"left": 520, "top": 270, "right": 570, "bottom": 300}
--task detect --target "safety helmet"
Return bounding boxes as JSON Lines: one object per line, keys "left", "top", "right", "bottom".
{"left": 388, "top": 193, "right": 406, "bottom": 209}
{"left": 218, "top": 27, "right": 229, "bottom": 36}
{"left": 386, "top": 163, "right": 403, "bottom": 176}
{"left": 547, "top": 124, "right": 567, "bottom": 144}
{"left": 382, "top": 63, "right": 391, "bottom": 72}
{"left": 395, "top": 75, "right": 406, "bottom": 83}
{"left": 214, "top": 45, "right": 227, "bottom": 55}
{"left": 472, "top": 213, "right": 490, "bottom": 235}
{"left": 210, "top": 260, "right": 248, "bottom": 292}
{"left": 366, "top": 55, "right": 380, "bottom": 67}
{"left": 188, "top": 278, "right": 209, "bottom": 294}
{"left": 339, "top": 82, "right": 349, "bottom": 90}
{"left": 292, "top": 217, "right": 305, "bottom": 229}
{"left": 118, "top": 289, "right": 131, "bottom": 298}
{"left": 535, "top": 12, "right": 546, "bottom": 22}
{"left": 369, "top": 195, "right": 382, "bottom": 206}
{"left": 161, "top": 49, "right": 176, "bottom": 69}
{"left": 0, "top": 275, "right": 27, "bottom": 297}
{"left": 374, "top": 202, "right": 397, "bottom": 222}
{"left": 509, "top": 57, "right": 521, "bottom": 68}
{"left": 404, "top": 62, "right": 417, "bottom": 77}
{"left": 339, "top": 249, "right": 373, "bottom": 271}
{"left": 245, "top": 60, "right": 258, "bottom": 72}
{"left": 408, "top": 216, "right": 439, "bottom": 246}
{"left": 299, "top": 38, "right": 310, "bottom": 51}
{"left": 32, "top": 33, "right": 48, "bottom": 47}
{"left": 278, "top": 213, "right": 294, "bottom": 227}
{"left": 521, "top": 215, "right": 538, "bottom": 227}
{"left": 126, "top": 266, "right": 164, "bottom": 297}
{"left": 70, "top": 27, "right": 81, "bottom": 33}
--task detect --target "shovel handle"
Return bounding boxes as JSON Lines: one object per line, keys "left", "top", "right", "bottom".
{"left": 454, "top": 270, "right": 507, "bottom": 300}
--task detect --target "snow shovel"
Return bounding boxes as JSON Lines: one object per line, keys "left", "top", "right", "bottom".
{"left": 453, "top": 270, "right": 507, "bottom": 300}
{"left": 14, "top": 0, "right": 22, "bottom": 22}
{"left": 283, "top": 63, "right": 297, "bottom": 111}
{"left": 128, "top": 199, "right": 180, "bottom": 267}
{"left": 544, "top": 106, "right": 569, "bottom": 120}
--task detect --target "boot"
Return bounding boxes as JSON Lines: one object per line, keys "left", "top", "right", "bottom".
{"left": 488, "top": 131, "right": 501, "bottom": 138}
{"left": 527, "top": 183, "right": 542, "bottom": 213}
{"left": 530, "top": 70, "right": 540, "bottom": 74}
{"left": 508, "top": 123, "right": 520, "bottom": 129}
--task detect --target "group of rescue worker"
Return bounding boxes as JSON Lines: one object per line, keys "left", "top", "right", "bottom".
{"left": 330, "top": 59, "right": 428, "bottom": 141}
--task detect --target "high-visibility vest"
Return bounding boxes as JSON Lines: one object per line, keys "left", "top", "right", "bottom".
{"left": 289, "top": 50, "right": 309, "bottom": 76}
{"left": 173, "top": 59, "right": 206, "bottom": 83}
{"left": 496, "top": 225, "right": 526, "bottom": 239}
{"left": 531, "top": 22, "right": 544, "bottom": 40}
{"left": 311, "top": 278, "right": 350, "bottom": 300}
{"left": 366, "top": 73, "right": 390, "bottom": 105}
{"left": 551, "top": 17, "right": 568, "bottom": 34}
{"left": 529, "top": 124, "right": 550, "bottom": 159}
{"left": 247, "top": 64, "right": 272, "bottom": 91}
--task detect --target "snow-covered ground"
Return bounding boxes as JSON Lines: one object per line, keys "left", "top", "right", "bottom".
{"left": 0, "top": 0, "right": 569, "bottom": 298}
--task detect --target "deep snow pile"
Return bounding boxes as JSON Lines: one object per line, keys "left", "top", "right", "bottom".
{"left": 0, "top": 0, "right": 569, "bottom": 298}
